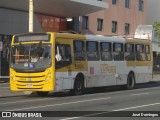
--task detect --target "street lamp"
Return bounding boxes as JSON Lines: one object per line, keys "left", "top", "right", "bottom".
{"left": 29, "top": 0, "right": 34, "bottom": 32}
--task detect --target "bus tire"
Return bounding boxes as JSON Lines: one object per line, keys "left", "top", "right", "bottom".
{"left": 72, "top": 77, "right": 85, "bottom": 95}
{"left": 36, "top": 91, "right": 49, "bottom": 96}
{"left": 126, "top": 73, "right": 135, "bottom": 90}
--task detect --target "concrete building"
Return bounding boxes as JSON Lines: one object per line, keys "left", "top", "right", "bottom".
{"left": 0, "top": 0, "right": 107, "bottom": 35}
{"left": 147, "top": 0, "right": 160, "bottom": 24}
{"left": 80, "top": 0, "right": 147, "bottom": 36}
{"left": 0, "top": 0, "right": 107, "bottom": 77}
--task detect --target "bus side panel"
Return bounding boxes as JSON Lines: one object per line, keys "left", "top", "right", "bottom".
{"left": 55, "top": 71, "right": 88, "bottom": 92}
{"left": 135, "top": 66, "right": 152, "bottom": 83}
{"left": 55, "top": 72, "right": 73, "bottom": 91}
{"left": 115, "top": 61, "right": 128, "bottom": 85}
{"left": 126, "top": 61, "right": 152, "bottom": 84}
{"left": 86, "top": 61, "right": 117, "bottom": 88}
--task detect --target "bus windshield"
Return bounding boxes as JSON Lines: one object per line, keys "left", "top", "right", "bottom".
{"left": 10, "top": 43, "right": 52, "bottom": 72}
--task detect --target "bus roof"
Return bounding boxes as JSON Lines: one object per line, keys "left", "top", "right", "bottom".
{"left": 86, "top": 35, "right": 151, "bottom": 44}
{"left": 12, "top": 32, "right": 151, "bottom": 44}
{"left": 86, "top": 35, "right": 125, "bottom": 43}
{"left": 53, "top": 32, "right": 86, "bottom": 40}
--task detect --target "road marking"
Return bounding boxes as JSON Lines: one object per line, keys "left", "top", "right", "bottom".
{"left": 77, "top": 86, "right": 160, "bottom": 99}
{"left": 113, "top": 102, "right": 160, "bottom": 111}
{"left": 61, "top": 117, "right": 80, "bottom": 120}
{"left": 131, "top": 93, "right": 149, "bottom": 96}
{"left": 0, "top": 98, "right": 56, "bottom": 105}
{"left": 60, "top": 102, "right": 160, "bottom": 120}
{"left": 5, "top": 97, "right": 111, "bottom": 111}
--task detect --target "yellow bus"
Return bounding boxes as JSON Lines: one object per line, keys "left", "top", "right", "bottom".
{"left": 10, "top": 32, "right": 152, "bottom": 96}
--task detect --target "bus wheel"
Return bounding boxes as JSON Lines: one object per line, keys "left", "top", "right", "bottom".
{"left": 72, "top": 78, "right": 84, "bottom": 95}
{"left": 126, "top": 73, "right": 135, "bottom": 90}
{"left": 36, "top": 91, "right": 49, "bottom": 96}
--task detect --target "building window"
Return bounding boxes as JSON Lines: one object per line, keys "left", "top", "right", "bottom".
{"left": 82, "top": 16, "right": 89, "bottom": 29}
{"left": 112, "top": 21, "right": 117, "bottom": 33}
{"left": 112, "top": 0, "right": 118, "bottom": 5}
{"left": 97, "top": 19, "right": 103, "bottom": 31}
{"left": 125, "top": 23, "right": 130, "bottom": 35}
{"left": 125, "top": 0, "right": 130, "bottom": 8}
{"left": 139, "top": 0, "right": 144, "bottom": 11}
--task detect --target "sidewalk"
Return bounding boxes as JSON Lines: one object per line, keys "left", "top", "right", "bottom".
{"left": 0, "top": 81, "right": 24, "bottom": 98}
{"left": 0, "top": 78, "right": 9, "bottom": 83}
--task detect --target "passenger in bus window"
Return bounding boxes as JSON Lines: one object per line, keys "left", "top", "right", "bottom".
{"left": 31, "top": 53, "right": 39, "bottom": 62}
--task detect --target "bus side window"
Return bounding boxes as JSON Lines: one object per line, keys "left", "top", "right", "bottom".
{"left": 145, "top": 45, "right": 150, "bottom": 61}
{"left": 73, "top": 40, "right": 85, "bottom": 61}
{"left": 55, "top": 44, "right": 72, "bottom": 69}
{"left": 100, "top": 42, "right": 112, "bottom": 61}
{"left": 87, "top": 41, "right": 99, "bottom": 61}
{"left": 113, "top": 43, "right": 124, "bottom": 61}
{"left": 125, "top": 44, "right": 135, "bottom": 61}
{"left": 136, "top": 44, "right": 145, "bottom": 61}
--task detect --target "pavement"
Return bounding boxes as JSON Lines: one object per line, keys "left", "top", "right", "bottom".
{"left": 1, "top": 80, "right": 160, "bottom": 120}
{"left": 0, "top": 78, "right": 9, "bottom": 83}
{"left": 0, "top": 74, "right": 160, "bottom": 98}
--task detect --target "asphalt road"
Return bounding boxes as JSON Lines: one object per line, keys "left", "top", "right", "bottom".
{"left": 0, "top": 81, "right": 160, "bottom": 120}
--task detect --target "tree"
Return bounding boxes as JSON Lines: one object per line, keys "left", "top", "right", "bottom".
{"left": 153, "top": 21, "right": 160, "bottom": 47}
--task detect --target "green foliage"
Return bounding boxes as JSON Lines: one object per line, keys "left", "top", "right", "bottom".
{"left": 153, "top": 21, "right": 160, "bottom": 47}
{"left": 153, "top": 21, "right": 160, "bottom": 40}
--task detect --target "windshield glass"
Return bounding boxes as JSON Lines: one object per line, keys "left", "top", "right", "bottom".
{"left": 10, "top": 43, "right": 52, "bottom": 72}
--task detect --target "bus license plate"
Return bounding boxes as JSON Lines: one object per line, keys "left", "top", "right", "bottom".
{"left": 26, "top": 84, "right": 33, "bottom": 88}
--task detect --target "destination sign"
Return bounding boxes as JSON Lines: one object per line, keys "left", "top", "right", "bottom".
{"left": 14, "top": 34, "right": 50, "bottom": 43}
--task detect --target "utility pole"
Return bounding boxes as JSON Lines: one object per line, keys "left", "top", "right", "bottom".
{"left": 29, "top": 0, "right": 34, "bottom": 32}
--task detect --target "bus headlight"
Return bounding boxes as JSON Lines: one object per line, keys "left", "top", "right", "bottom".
{"left": 46, "top": 72, "right": 52, "bottom": 81}
{"left": 10, "top": 74, "right": 16, "bottom": 81}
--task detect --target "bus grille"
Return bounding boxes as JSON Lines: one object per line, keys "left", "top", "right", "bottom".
{"left": 15, "top": 75, "right": 46, "bottom": 90}
{"left": 15, "top": 75, "right": 45, "bottom": 78}
{"left": 17, "top": 80, "right": 44, "bottom": 83}
{"left": 17, "top": 88, "right": 43, "bottom": 90}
